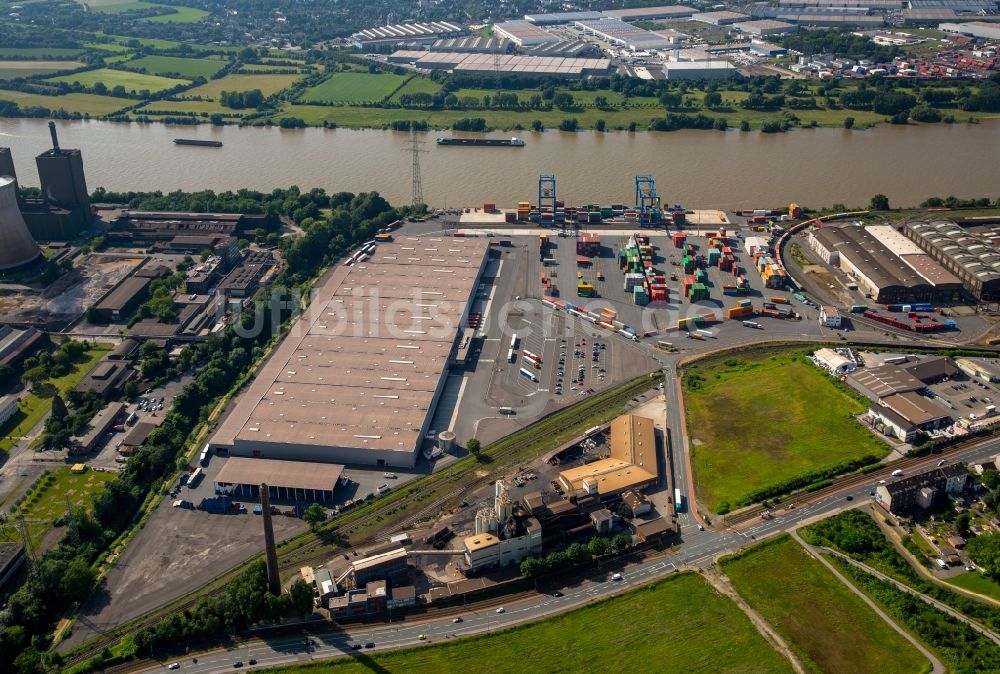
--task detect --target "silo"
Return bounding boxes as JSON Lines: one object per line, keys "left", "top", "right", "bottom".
{"left": 438, "top": 430, "right": 456, "bottom": 453}
{"left": 0, "top": 176, "right": 42, "bottom": 271}
{"left": 475, "top": 507, "right": 498, "bottom": 534}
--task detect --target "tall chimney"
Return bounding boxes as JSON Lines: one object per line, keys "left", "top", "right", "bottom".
{"left": 48, "top": 121, "right": 60, "bottom": 152}
{"left": 260, "top": 483, "right": 281, "bottom": 595}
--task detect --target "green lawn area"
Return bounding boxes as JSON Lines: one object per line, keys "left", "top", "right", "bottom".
{"left": 0, "top": 47, "right": 86, "bottom": 59}
{"left": 388, "top": 75, "right": 442, "bottom": 101}
{"left": 0, "top": 89, "right": 133, "bottom": 115}
{"left": 0, "top": 61, "right": 84, "bottom": 80}
{"left": 685, "top": 349, "right": 890, "bottom": 511}
{"left": 944, "top": 571, "right": 1000, "bottom": 602}
{"left": 184, "top": 72, "right": 301, "bottom": 100}
{"left": 0, "top": 345, "right": 111, "bottom": 453}
{"left": 47, "top": 67, "right": 188, "bottom": 93}
{"left": 722, "top": 535, "right": 930, "bottom": 674}
{"left": 84, "top": 0, "right": 158, "bottom": 13}
{"left": 144, "top": 5, "right": 210, "bottom": 23}
{"left": 123, "top": 55, "right": 226, "bottom": 79}
{"left": 298, "top": 72, "right": 408, "bottom": 104}
{"left": 0, "top": 466, "right": 116, "bottom": 552}
{"left": 259, "top": 573, "right": 794, "bottom": 674}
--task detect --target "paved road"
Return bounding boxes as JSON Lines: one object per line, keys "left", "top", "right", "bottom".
{"left": 137, "top": 434, "right": 1000, "bottom": 674}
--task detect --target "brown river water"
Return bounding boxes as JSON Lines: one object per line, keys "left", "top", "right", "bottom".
{"left": 1, "top": 117, "right": 998, "bottom": 209}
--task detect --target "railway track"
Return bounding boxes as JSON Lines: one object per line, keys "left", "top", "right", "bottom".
{"left": 722, "top": 431, "right": 996, "bottom": 528}
{"left": 64, "top": 373, "right": 661, "bottom": 670}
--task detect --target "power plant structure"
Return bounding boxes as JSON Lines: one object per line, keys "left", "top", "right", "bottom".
{"left": 2, "top": 121, "right": 94, "bottom": 241}
{"left": 0, "top": 176, "right": 43, "bottom": 271}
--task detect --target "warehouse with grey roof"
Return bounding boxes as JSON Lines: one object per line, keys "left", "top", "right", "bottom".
{"left": 903, "top": 220, "right": 1000, "bottom": 301}
{"left": 210, "top": 237, "right": 489, "bottom": 468}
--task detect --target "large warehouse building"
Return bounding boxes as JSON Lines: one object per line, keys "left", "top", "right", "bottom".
{"left": 808, "top": 225, "right": 962, "bottom": 303}
{"left": 903, "top": 220, "right": 1000, "bottom": 301}
{"left": 558, "top": 414, "right": 660, "bottom": 499}
{"left": 210, "top": 236, "right": 490, "bottom": 468}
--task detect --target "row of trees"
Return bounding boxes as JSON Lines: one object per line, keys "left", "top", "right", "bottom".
{"left": 520, "top": 534, "right": 632, "bottom": 579}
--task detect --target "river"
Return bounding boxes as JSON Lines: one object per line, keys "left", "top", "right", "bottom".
{"left": 1, "top": 118, "right": 998, "bottom": 209}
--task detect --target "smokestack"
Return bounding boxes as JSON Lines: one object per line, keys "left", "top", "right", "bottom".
{"left": 260, "top": 483, "right": 281, "bottom": 595}
{"left": 48, "top": 121, "right": 60, "bottom": 152}
{"left": 0, "top": 177, "right": 42, "bottom": 271}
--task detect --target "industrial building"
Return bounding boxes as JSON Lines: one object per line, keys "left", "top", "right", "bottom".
{"left": 574, "top": 18, "right": 681, "bottom": 50}
{"left": 875, "top": 463, "right": 968, "bottom": 515}
{"left": 0, "top": 326, "right": 45, "bottom": 368}
{"left": 72, "top": 402, "right": 125, "bottom": 453}
{"left": 773, "top": 13, "right": 885, "bottom": 27}
{"left": 0, "top": 394, "right": 19, "bottom": 426}
{"left": 0, "top": 543, "right": 26, "bottom": 592}
{"left": 939, "top": 21, "right": 1000, "bottom": 40}
{"left": 350, "top": 22, "right": 466, "bottom": 47}
{"left": 93, "top": 275, "right": 154, "bottom": 322}
{"left": 903, "top": 220, "right": 1000, "bottom": 301}
{"left": 778, "top": 0, "right": 903, "bottom": 7}
{"left": 808, "top": 226, "right": 962, "bottom": 303}
{"left": 210, "top": 236, "right": 489, "bottom": 468}
{"left": 847, "top": 364, "right": 925, "bottom": 400}
{"left": 462, "top": 480, "right": 543, "bottom": 572}
{"left": 215, "top": 457, "right": 346, "bottom": 502}
{"left": 558, "top": 414, "right": 659, "bottom": 500}
{"left": 217, "top": 250, "right": 277, "bottom": 298}
{"left": 121, "top": 414, "right": 164, "bottom": 453}
{"left": 820, "top": 305, "right": 842, "bottom": 328}
{"left": 523, "top": 11, "right": 605, "bottom": 25}
{"left": 663, "top": 61, "right": 738, "bottom": 79}
{"left": 390, "top": 51, "right": 610, "bottom": 78}
{"left": 74, "top": 355, "right": 136, "bottom": 399}
{"left": 955, "top": 357, "right": 1000, "bottom": 383}
{"left": 430, "top": 37, "right": 510, "bottom": 53}
{"left": 693, "top": 11, "right": 751, "bottom": 25}
{"left": 493, "top": 20, "right": 560, "bottom": 47}
{"left": 328, "top": 580, "right": 388, "bottom": 620}
{"left": 868, "top": 391, "right": 951, "bottom": 441}
{"left": 602, "top": 5, "right": 697, "bottom": 21}
{"left": 813, "top": 347, "right": 857, "bottom": 375}
{"left": 342, "top": 547, "right": 409, "bottom": 588}
{"left": 0, "top": 176, "right": 43, "bottom": 271}
{"left": 733, "top": 19, "right": 800, "bottom": 35}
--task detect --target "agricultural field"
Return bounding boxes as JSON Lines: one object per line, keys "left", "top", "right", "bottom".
{"left": 135, "top": 99, "right": 240, "bottom": 116}
{"left": 0, "top": 345, "right": 111, "bottom": 453}
{"left": 184, "top": 72, "right": 301, "bottom": 100}
{"left": 0, "top": 61, "right": 85, "bottom": 80}
{"left": 46, "top": 67, "right": 188, "bottom": 94}
{"left": 685, "top": 349, "right": 889, "bottom": 512}
{"left": 123, "top": 55, "right": 226, "bottom": 79}
{"left": 0, "top": 89, "right": 133, "bottom": 116}
{"left": 258, "top": 573, "right": 794, "bottom": 674}
{"left": 0, "top": 466, "right": 116, "bottom": 553}
{"left": 722, "top": 535, "right": 931, "bottom": 674}
{"left": 298, "top": 72, "right": 407, "bottom": 104}
{"left": 83, "top": 0, "right": 159, "bottom": 13}
{"left": 388, "top": 75, "right": 442, "bottom": 101}
{"left": 0, "top": 47, "right": 86, "bottom": 59}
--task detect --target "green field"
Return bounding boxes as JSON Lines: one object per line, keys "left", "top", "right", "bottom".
{"left": 184, "top": 72, "right": 301, "bottom": 100}
{"left": 136, "top": 99, "right": 240, "bottom": 115}
{"left": 0, "top": 345, "right": 111, "bottom": 453}
{"left": 1, "top": 466, "right": 116, "bottom": 552}
{"left": 47, "top": 67, "right": 189, "bottom": 93}
{"left": 298, "top": 72, "right": 407, "bottom": 104}
{"left": 685, "top": 350, "right": 889, "bottom": 511}
{"left": 0, "top": 47, "right": 86, "bottom": 59}
{"left": 388, "top": 75, "right": 442, "bottom": 101}
{"left": 0, "top": 89, "right": 133, "bottom": 115}
{"left": 259, "top": 573, "right": 794, "bottom": 674}
{"left": 124, "top": 55, "right": 226, "bottom": 79}
{"left": 722, "top": 535, "right": 930, "bottom": 674}
{"left": 84, "top": 0, "right": 157, "bottom": 13}
{"left": 0, "top": 61, "right": 84, "bottom": 80}
{"left": 945, "top": 571, "right": 1000, "bottom": 602}
{"left": 144, "top": 5, "right": 210, "bottom": 23}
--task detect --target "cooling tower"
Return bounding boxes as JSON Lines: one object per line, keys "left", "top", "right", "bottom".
{"left": 0, "top": 176, "right": 42, "bottom": 271}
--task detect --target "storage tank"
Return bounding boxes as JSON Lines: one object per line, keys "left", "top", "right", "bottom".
{"left": 0, "top": 176, "right": 42, "bottom": 271}
{"left": 438, "top": 430, "right": 456, "bottom": 453}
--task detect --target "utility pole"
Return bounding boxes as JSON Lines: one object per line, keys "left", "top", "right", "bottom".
{"left": 16, "top": 513, "right": 32, "bottom": 560}
{"left": 404, "top": 130, "right": 426, "bottom": 207}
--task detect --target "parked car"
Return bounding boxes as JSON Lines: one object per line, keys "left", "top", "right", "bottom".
{"left": 495, "top": 607, "right": 505, "bottom": 614}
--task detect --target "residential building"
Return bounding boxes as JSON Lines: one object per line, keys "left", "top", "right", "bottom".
{"left": 875, "top": 463, "right": 968, "bottom": 515}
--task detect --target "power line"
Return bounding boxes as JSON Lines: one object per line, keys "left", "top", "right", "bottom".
{"left": 404, "top": 130, "right": 426, "bottom": 207}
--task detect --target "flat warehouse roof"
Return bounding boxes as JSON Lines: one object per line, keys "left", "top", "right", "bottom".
{"left": 211, "top": 236, "right": 488, "bottom": 457}
{"left": 216, "top": 457, "right": 344, "bottom": 491}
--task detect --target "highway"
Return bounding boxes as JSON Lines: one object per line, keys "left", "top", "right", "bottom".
{"left": 140, "top": 431, "right": 1000, "bottom": 674}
